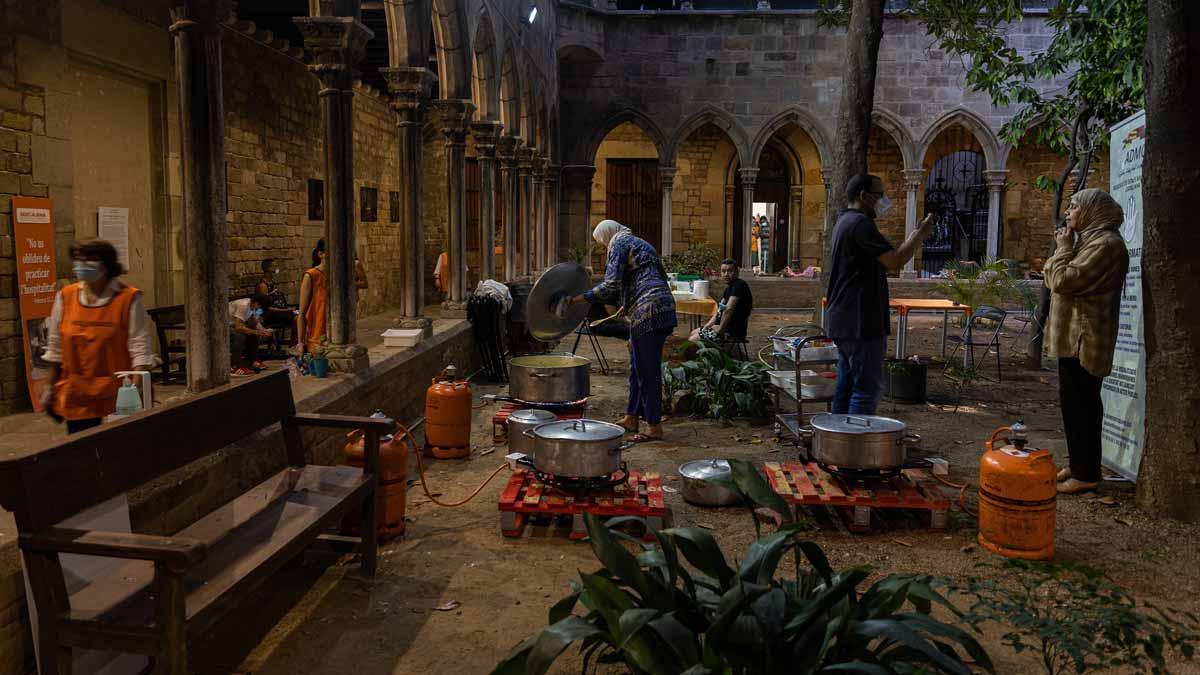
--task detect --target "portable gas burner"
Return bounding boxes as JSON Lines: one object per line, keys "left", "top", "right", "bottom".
{"left": 520, "top": 458, "right": 630, "bottom": 497}
{"left": 498, "top": 466, "right": 668, "bottom": 540}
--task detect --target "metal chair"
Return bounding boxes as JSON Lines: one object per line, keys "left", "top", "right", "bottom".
{"left": 943, "top": 306, "right": 1008, "bottom": 383}
{"left": 571, "top": 321, "right": 611, "bottom": 375}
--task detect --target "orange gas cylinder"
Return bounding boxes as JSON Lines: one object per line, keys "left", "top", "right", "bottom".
{"left": 978, "top": 421, "right": 1057, "bottom": 560}
{"left": 425, "top": 365, "right": 472, "bottom": 459}
{"left": 343, "top": 411, "right": 409, "bottom": 540}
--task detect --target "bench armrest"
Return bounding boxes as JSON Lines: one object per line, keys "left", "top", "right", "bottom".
{"left": 20, "top": 528, "right": 207, "bottom": 571}
{"left": 287, "top": 412, "right": 395, "bottom": 431}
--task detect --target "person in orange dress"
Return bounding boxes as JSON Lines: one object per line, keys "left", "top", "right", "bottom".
{"left": 41, "top": 240, "right": 157, "bottom": 434}
{"left": 296, "top": 239, "right": 328, "bottom": 354}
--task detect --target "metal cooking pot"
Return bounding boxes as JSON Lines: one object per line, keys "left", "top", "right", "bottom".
{"left": 679, "top": 459, "right": 742, "bottom": 507}
{"left": 507, "top": 408, "right": 557, "bottom": 455}
{"left": 508, "top": 353, "right": 590, "bottom": 403}
{"left": 804, "top": 414, "right": 922, "bottom": 471}
{"left": 523, "top": 418, "right": 629, "bottom": 478}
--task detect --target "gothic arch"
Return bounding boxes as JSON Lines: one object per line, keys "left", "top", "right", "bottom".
{"left": 520, "top": 61, "right": 537, "bottom": 145}
{"left": 871, "top": 107, "right": 918, "bottom": 169}
{"left": 581, "top": 108, "right": 669, "bottom": 165}
{"left": 670, "top": 105, "right": 752, "bottom": 168}
{"left": 470, "top": 8, "right": 500, "bottom": 121}
{"left": 918, "top": 108, "right": 1003, "bottom": 170}
{"left": 750, "top": 107, "right": 832, "bottom": 168}
{"left": 431, "top": 0, "right": 472, "bottom": 100}
{"left": 383, "top": 0, "right": 430, "bottom": 68}
{"left": 499, "top": 44, "right": 521, "bottom": 138}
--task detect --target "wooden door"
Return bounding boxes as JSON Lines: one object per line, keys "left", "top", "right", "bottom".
{"left": 606, "top": 159, "right": 662, "bottom": 251}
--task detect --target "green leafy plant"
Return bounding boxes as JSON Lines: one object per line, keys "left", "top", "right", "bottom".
{"left": 933, "top": 260, "right": 1027, "bottom": 317}
{"left": 663, "top": 243, "right": 721, "bottom": 277}
{"left": 493, "top": 460, "right": 994, "bottom": 675}
{"left": 569, "top": 243, "right": 598, "bottom": 267}
{"left": 951, "top": 560, "right": 1200, "bottom": 675}
{"left": 662, "top": 346, "right": 771, "bottom": 421}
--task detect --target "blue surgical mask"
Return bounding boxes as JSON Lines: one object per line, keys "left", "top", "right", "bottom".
{"left": 73, "top": 261, "right": 103, "bottom": 283}
{"left": 252, "top": 308, "right": 264, "bottom": 318}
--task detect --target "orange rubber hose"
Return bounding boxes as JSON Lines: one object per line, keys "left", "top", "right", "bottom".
{"left": 931, "top": 472, "right": 977, "bottom": 517}
{"left": 397, "top": 422, "right": 509, "bottom": 508}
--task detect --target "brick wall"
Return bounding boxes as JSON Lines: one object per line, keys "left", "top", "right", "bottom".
{"left": 868, "top": 126, "right": 906, "bottom": 244}
{"left": 422, "top": 126, "right": 448, "bottom": 305}
{"left": 352, "top": 85, "right": 402, "bottom": 317}
{"left": 674, "top": 123, "right": 733, "bottom": 252}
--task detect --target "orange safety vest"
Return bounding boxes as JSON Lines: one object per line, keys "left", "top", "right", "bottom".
{"left": 303, "top": 266, "right": 328, "bottom": 352}
{"left": 52, "top": 283, "right": 137, "bottom": 421}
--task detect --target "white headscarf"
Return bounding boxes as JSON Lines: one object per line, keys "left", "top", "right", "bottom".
{"left": 592, "top": 219, "right": 633, "bottom": 250}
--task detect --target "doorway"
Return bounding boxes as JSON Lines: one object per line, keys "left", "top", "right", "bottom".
{"left": 732, "top": 146, "right": 790, "bottom": 271}
{"left": 605, "top": 159, "right": 662, "bottom": 251}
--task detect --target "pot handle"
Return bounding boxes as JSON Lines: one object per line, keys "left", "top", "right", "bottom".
{"left": 530, "top": 372, "right": 554, "bottom": 378}
{"left": 798, "top": 427, "right": 814, "bottom": 438}
{"left": 522, "top": 428, "right": 536, "bottom": 439}
{"left": 898, "top": 433, "right": 922, "bottom": 447}
{"left": 614, "top": 441, "right": 634, "bottom": 453}
{"left": 845, "top": 415, "right": 872, "bottom": 427}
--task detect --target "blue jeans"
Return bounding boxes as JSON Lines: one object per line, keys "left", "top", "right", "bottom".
{"left": 832, "top": 337, "right": 887, "bottom": 415}
{"left": 628, "top": 328, "right": 671, "bottom": 426}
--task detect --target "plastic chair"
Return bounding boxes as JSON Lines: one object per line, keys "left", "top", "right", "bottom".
{"left": 944, "top": 306, "right": 1008, "bottom": 383}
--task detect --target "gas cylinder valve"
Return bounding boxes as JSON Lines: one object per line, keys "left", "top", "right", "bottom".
{"left": 1009, "top": 420, "right": 1028, "bottom": 450}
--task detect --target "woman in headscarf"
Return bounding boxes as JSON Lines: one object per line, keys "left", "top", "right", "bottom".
{"left": 1044, "top": 188, "right": 1129, "bottom": 494}
{"left": 570, "top": 220, "right": 676, "bottom": 442}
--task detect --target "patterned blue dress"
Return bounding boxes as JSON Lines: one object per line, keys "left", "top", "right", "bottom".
{"left": 583, "top": 234, "right": 677, "bottom": 339}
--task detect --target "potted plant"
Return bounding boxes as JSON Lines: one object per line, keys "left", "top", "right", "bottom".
{"left": 663, "top": 243, "right": 720, "bottom": 281}
{"left": 883, "top": 356, "right": 929, "bottom": 405}
{"left": 306, "top": 337, "right": 331, "bottom": 378}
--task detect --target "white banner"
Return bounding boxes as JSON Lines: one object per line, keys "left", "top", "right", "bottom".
{"left": 1101, "top": 110, "right": 1146, "bottom": 480}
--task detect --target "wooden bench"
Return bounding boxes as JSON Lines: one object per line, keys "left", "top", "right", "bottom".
{"left": 147, "top": 304, "right": 186, "bottom": 385}
{"left": 0, "top": 370, "right": 389, "bottom": 674}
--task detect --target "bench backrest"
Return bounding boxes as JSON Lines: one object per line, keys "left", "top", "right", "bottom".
{"left": 0, "top": 370, "right": 297, "bottom": 532}
{"left": 147, "top": 304, "right": 185, "bottom": 328}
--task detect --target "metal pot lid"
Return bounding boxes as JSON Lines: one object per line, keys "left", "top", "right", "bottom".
{"left": 531, "top": 418, "right": 625, "bottom": 442}
{"left": 526, "top": 262, "right": 591, "bottom": 342}
{"left": 679, "top": 459, "right": 732, "bottom": 481}
{"left": 509, "top": 409, "right": 557, "bottom": 425}
{"left": 509, "top": 354, "right": 590, "bottom": 369}
{"left": 810, "top": 414, "right": 907, "bottom": 435}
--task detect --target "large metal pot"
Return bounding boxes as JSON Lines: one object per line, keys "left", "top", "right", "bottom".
{"left": 805, "top": 414, "right": 922, "bottom": 471}
{"left": 508, "top": 353, "right": 590, "bottom": 403}
{"left": 679, "top": 459, "right": 742, "bottom": 507}
{"left": 524, "top": 418, "right": 629, "bottom": 478}
{"left": 507, "top": 408, "right": 557, "bottom": 455}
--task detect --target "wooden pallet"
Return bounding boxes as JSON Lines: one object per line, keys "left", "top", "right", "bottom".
{"left": 497, "top": 470, "right": 668, "bottom": 540}
{"left": 492, "top": 402, "right": 586, "bottom": 443}
{"left": 763, "top": 461, "right": 950, "bottom": 532}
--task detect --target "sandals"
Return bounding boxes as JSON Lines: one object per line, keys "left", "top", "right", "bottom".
{"left": 1056, "top": 468, "right": 1072, "bottom": 482}
{"left": 1057, "top": 478, "right": 1100, "bottom": 495}
{"left": 628, "top": 433, "right": 663, "bottom": 444}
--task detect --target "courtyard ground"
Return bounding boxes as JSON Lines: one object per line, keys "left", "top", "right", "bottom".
{"left": 190, "top": 311, "right": 1200, "bottom": 675}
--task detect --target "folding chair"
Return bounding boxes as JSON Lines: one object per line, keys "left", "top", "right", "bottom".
{"left": 1005, "top": 308, "right": 1040, "bottom": 356}
{"left": 571, "top": 321, "right": 611, "bottom": 375}
{"left": 716, "top": 337, "right": 750, "bottom": 361}
{"left": 944, "top": 306, "right": 1008, "bottom": 383}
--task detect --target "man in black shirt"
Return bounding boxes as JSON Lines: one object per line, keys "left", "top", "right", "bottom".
{"left": 825, "top": 174, "right": 934, "bottom": 414}
{"left": 691, "top": 259, "right": 753, "bottom": 346}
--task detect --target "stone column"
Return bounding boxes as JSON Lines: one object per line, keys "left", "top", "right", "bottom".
{"left": 295, "top": 12, "right": 372, "bottom": 372}
{"left": 559, "top": 165, "right": 596, "bottom": 268}
{"left": 902, "top": 168, "right": 924, "bottom": 278}
{"left": 546, "top": 164, "right": 560, "bottom": 266}
{"left": 171, "top": 1, "right": 231, "bottom": 393}
{"left": 498, "top": 136, "right": 520, "bottom": 281}
{"left": 789, "top": 184, "right": 804, "bottom": 265}
{"left": 984, "top": 170, "right": 1007, "bottom": 262}
{"left": 738, "top": 167, "right": 758, "bottom": 270}
{"left": 659, "top": 165, "right": 676, "bottom": 256}
{"left": 471, "top": 120, "right": 502, "bottom": 282}
{"left": 517, "top": 145, "right": 535, "bottom": 279}
{"left": 531, "top": 156, "right": 546, "bottom": 273}
{"left": 382, "top": 66, "right": 433, "bottom": 334}
{"left": 430, "top": 99, "right": 474, "bottom": 314}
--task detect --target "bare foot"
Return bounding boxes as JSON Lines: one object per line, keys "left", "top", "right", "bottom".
{"left": 617, "top": 415, "right": 639, "bottom": 433}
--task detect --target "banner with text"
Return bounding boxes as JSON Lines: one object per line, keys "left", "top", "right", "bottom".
{"left": 1102, "top": 111, "right": 1146, "bottom": 480}
{"left": 13, "top": 197, "right": 58, "bottom": 413}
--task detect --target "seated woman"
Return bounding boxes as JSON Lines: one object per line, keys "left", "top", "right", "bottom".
{"left": 256, "top": 258, "right": 297, "bottom": 353}
{"left": 689, "top": 258, "right": 753, "bottom": 351}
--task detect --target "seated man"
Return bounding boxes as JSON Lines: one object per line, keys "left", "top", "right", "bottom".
{"left": 689, "top": 258, "right": 753, "bottom": 347}
{"left": 229, "top": 293, "right": 273, "bottom": 376}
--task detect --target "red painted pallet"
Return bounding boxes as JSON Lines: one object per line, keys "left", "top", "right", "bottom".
{"left": 497, "top": 469, "right": 668, "bottom": 540}
{"left": 763, "top": 461, "right": 950, "bottom": 532}
{"left": 492, "top": 402, "right": 586, "bottom": 443}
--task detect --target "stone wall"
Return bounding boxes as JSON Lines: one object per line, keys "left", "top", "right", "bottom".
{"left": 422, "top": 126, "right": 448, "bottom": 306}
{"left": 352, "top": 86, "right": 403, "bottom": 317}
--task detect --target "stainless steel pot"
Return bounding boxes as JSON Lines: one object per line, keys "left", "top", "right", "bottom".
{"left": 507, "top": 409, "right": 557, "bottom": 455}
{"left": 804, "top": 414, "right": 922, "bottom": 470}
{"left": 508, "top": 354, "right": 591, "bottom": 403}
{"left": 679, "top": 459, "right": 742, "bottom": 507}
{"left": 524, "top": 418, "right": 629, "bottom": 478}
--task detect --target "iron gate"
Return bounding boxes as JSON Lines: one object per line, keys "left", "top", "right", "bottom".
{"left": 922, "top": 150, "right": 989, "bottom": 275}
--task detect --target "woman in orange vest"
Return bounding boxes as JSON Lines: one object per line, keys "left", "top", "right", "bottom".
{"left": 41, "top": 240, "right": 156, "bottom": 434}
{"left": 296, "top": 238, "right": 328, "bottom": 354}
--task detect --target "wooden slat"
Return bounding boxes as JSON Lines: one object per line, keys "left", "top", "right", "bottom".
{"left": 810, "top": 465, "right": 848, "bottom": 502}
{"left": 58, "top": 619, "right": 158, "bottom": 654}
{"left": 1, "top": 370, "right": 296, "bottom": 530}
{"left": 289, "top": 412, "right": 394, "bottom": 432}
{"left": 786, "top": 462, "right": 819, "bottom": 499}
{"left": 21, "top": 528, "right": 205, "bottom": 571}
{"left": 153, "top": 566, "right": 187, "bottom": 675}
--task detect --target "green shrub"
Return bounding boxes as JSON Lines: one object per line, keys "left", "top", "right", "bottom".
{"left": 663, "top": 243, "right": 721, "bottom": 277}
{"left": 662, "top": 346, "right": 771, "bottom": 421}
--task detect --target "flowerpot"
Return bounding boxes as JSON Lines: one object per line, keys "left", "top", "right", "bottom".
{"left": 883, "top": 358, "right": 927, "bottom": 403}
{"left": 309, "top": 356, "right": 330, "bottom": 378}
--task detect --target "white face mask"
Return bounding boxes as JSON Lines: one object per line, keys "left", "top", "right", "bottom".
{"left": 875, "top": 195, "right": 893, "bottom": 218}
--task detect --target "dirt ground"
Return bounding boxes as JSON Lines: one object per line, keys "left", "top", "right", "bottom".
{"left": 194, "top": 311, "right": 1200, "bottom": 675}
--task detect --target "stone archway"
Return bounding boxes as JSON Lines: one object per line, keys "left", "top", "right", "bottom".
{"left": 471, "top": 9, "right": 499, "bottom": 122}
{"left": 499, "top": 45, "right": 521, "bottom": 138}
{"left": 431, "top": 0, "right": 472, "bottom": 100}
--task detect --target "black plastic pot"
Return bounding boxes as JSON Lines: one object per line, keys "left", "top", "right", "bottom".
{"left": 883, "top": 358, "right": 928, "bottom": 403}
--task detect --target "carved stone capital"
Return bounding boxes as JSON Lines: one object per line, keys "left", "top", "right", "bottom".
{"left": 659, "top": 165, "right": 677, "bottom": 185}
{"left": 984, "top": 169, "right": 1008, "bottom": 190}
{"left": 497, "top": 135, "right": 520, "bottom": 165}
{"left": 470, "top": 120, "right": 503, "bottom": 157}
{"left": 294, "top": 16, "right": 372, "bottom": 85}
{"left": 738, "top": 167, "right": 759, "bottom": 185}
{"left": 903, "top": 168, "right": 925, "bottom": 192}
{"left": 517, "top": 145, "right": 534, "bottom": 170}
{"left": 381, "top": 66, "right": 434, "bottom": 118}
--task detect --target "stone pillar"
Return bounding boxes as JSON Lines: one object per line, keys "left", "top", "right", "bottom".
{"left": 984, "top": 170, "right": 1007, "bottom": 262}
{"left": 659, "top": 166, "right": 676, "bottom": 256}
{"left": 738, "top": 167, "right": 758, "bottom": 270}
{"left": 560, "top": 165, "right": 596, "bottom": 268}
{"left": 382, "top": 66, "right": 433, "bottom": 333}
{"left": 546, "top": 163, "right": 561, "bottom": 266}
{"left": 471, "top": 120, "right": 502, "bottom": 282}
{"left": 498, "top": 136, "right": 520, "bottom": 282}
{"left": 517, "top": 146, "right": 535, "bottom": 279}
{"left": 902, "top": 168, "right": 924, "bottom": 278}
{"left": 171, "top": 2, "right": 231, "bottom": 393}
{"left": 430, "top": 99, "right": 474, "bottom": 314}
{"left": 789, "top": 184, "right": 804, "bottom": 265}
{"left": 295, "top": 11, "right": 372, "bottom": 372}
{"left": 531, "top": 156, "right": 546, "bottom": 273}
